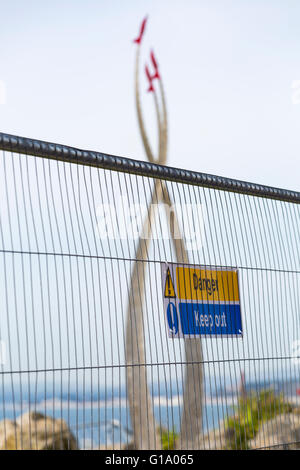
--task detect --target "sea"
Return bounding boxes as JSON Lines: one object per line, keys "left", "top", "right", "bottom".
{"left": 1, "top": 377, "right": 298, "bottom": 449}
{"left": 0, "top": 387, "right": 236, "bottom": 449}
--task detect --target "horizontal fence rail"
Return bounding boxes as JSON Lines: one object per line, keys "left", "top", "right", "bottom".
{"left": 1, "top": 132, "right": 300, "bottom": 203}
{"left": 0, "top": 132, "right": 299, "bottom": 450}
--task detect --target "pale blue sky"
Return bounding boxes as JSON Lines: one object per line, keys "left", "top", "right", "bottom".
{"left": 1, "top": 0, "right": 300, "bottom": 189}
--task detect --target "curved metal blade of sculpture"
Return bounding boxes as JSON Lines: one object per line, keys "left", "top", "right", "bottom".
{"left": 125, "top": 21, "right": 204, "bottom": 450}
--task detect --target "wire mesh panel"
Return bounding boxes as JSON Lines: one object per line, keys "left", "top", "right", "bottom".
{"left": 0, "top": 133, "right": 300, "bottom": 450}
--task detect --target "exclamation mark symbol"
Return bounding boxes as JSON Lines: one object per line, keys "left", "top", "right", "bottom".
{"left": 164, "top": 268, "right": 176, "bottom": 298}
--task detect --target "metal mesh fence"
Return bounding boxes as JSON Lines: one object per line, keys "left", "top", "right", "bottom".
{"left": 0, "top": 133, "right": 300, "bottom": 450}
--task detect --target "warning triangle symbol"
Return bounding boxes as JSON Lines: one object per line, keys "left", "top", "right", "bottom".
{"left": 164, "top": 268, "right": 176, "bottom": 298}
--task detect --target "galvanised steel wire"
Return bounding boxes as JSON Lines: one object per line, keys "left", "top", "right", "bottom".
{"left": 0, "top": 133, "right": 299, "bottom": 450}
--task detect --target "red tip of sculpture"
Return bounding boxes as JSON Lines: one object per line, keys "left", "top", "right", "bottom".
{"left": 150, "top": 50, "right": 160, "bottom": 80}
{"left": 145, "top": 65, "right": 155, "bottom": 92}
{"left": 133, "top": 16, "right": 148, "bottom": 45}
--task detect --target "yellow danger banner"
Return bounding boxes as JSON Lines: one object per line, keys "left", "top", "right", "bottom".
{"left": 176, "top": 267, "right": 240, "bottom": 302}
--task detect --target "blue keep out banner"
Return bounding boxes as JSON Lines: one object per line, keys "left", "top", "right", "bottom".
{"left": 167, "top": 302, "right": 242, "bottom": 336}
{"left": 162, "top": 262, "right": 243, "bottom": 338}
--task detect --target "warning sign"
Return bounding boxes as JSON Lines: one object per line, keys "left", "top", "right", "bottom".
{"left": 164, "top": 268, "right": 176, "bottom": 298}
{"left": 161, "top": 262, "right": 243, "bottom": 338}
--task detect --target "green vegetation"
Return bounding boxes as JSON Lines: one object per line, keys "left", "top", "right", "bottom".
{"left": 226, "top": 389, "right": 293, "bottom": 449}
{"left": 159, "top": 428, "right": 179, "bottom": 450}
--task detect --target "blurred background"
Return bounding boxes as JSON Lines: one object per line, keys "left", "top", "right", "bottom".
{"left": 1, "top": 0, "right": 300, "bottom": 450}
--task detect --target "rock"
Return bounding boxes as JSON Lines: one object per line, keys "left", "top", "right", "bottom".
{"left": 249, "top": 413, "right": 300, "bottom": 450}
{"left": 0, "top": 419, "right": 18, "bottom": 449}
{"left": 16, "top": 411, "right": 45, "bottom": 427}
{"left": 97, "top": 442, "right": 134, "bottom": 450}
{"left": 201, "top": 423, "right": 229, "bottom": 450}
{"left": 0, "top": 411, "right": 78, "bottom": 450}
